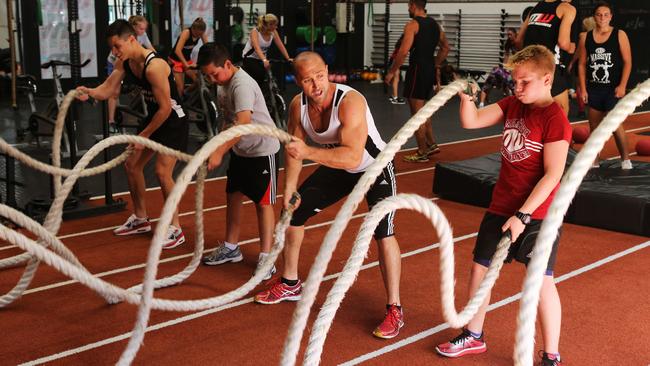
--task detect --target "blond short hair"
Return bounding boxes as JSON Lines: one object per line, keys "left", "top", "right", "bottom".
{"left": 128, "top": 15, "right": 147, "bottom": 27}
{"left": 506, "top": 45, "right": 555, "bottom": 76}
{"left": 257, "top": 14, "right": 278, "bottom": 33}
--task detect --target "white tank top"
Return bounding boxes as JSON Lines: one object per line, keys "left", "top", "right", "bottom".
{"left": 242, "top": 29, "right": 273, "bottom": 59}
{"left": 300, "top": 84, "right": 386, "bottom": 173}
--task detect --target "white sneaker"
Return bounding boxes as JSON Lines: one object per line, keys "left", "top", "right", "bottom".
{"left": 162, "top": 226, "right": 185, "bottom": 249}
{"left": 621, "top": 159, "right": 633, "bottom": 170}
{"left": 113, "top": 214, "right": 151, "bottom": 236}
{"left": 255, "top": 259, "right": 277, "bottom": 281}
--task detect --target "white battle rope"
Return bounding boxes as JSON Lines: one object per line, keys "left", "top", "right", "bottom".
{"left": 302, "top": 194, "right": 512, "bottom": 365}
{"left": 514, "top": 78, "right": 650, "bottom": 366}
{"left": 280, "top": 80, "right": 469, "bottom": 365}
{"left": 0, "top": 90, "right": 299, "bottom": 364}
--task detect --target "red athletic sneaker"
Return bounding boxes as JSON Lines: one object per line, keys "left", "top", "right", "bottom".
{"left": 113, "top": 214, "right": 151, "bottom": 236}
{"left": 435, "top": 329, "right": 487, "bottom": 357}
{"left": 372, "top": 304, "right": 404, "bottom": 339}
{"left": 539, "top": 351, "right": 563, "bottom": 366}
{"left": 254, "top": 279, "right": 302, "bottom": 304}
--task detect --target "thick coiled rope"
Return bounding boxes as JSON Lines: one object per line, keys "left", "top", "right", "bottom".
{"left": 0, "top": 90, "right": 299, "bottom": 364}
{"left": 302, "top": 194, "right": 512, "bottom": 365}
{"left": 513, "top": 78, "right": 650, "bottom": 366}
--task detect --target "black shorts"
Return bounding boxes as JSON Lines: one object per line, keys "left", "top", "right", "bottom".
{"left": 226, "top": 152, "right": 278, "bottom": 205}
{"left": 473, "top": 212, "right": 561, "bottom": 275}
{"left": 551, "top": 66, "right": 569, "bottom": 97}
{"left": 242, "top": 57, "right": 266, "bottom": 86}
{"left": 587, "top": 86, "right": 619, "bottom": 112}
{"left": 291, "top": 162, "right": 397, "bottom": 239}
{"left": 404, "top": 63, "right": 436, "bottom": 100}
{"left": 140, "top": 112, "right": 189, "bottom": 152}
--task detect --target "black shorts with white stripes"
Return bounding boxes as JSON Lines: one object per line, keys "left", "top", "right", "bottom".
{"left": 290, "top": 161, "right": 397, "bottom": 239}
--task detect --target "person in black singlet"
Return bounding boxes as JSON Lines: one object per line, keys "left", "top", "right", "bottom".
{"left": 385, "top": 0, "right": 449, "bottom": 163}
{"left": 169, "top": 17, "right": 208, "bottom": 95}
{"left": 517, "top": 0, "right": 576, "bottom": 116}
{"left": 77, "top": 20, "right": 189, "bottom": 249}
{"left": 578, "top": 1, "right": 633, "bottom": 170}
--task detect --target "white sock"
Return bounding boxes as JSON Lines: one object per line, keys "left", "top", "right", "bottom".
{"left": 258, "top": 252, "right": 269, "bottom": 261}
{"left": 224, "top": 241, "right": 238, "bottom": 250}
{"left": 479, "top": 102, "right": 484, "bottom": 108}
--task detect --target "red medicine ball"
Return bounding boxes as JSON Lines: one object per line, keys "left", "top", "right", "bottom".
{"left": 635, "top": 139, "right": 650, "bottom": 156}
{"left": 572, "top": 126, "right": 590, "bottom": 144}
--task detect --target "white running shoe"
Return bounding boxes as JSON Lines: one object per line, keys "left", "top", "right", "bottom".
{"left": 113, "top": 214, "right": 151, "bottom": 236}
{"left": 162, "top": 226, "right": 185, "bottom": 249}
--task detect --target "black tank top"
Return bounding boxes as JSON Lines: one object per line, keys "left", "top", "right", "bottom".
{"left": 123, "top": 52, "right": 184, "bottom": 119}
{"left": 524, "top": 1, "right": 562, "bottom": 65}
{"left": 409, "top": 16, "right": 440, "bottom": 68}
{"left": 170, "top": 28, "right": 200, "bottom": 61}
{"left": 585, "top": 28, "right": 622, "bottom": 89}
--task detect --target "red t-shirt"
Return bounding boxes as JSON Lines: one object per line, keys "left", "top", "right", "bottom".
{"left": 489, "top": 96, "right": 571, "bottom": 219}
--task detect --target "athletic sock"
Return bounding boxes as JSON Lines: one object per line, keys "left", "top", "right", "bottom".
{"left": 468, "top": 329, "right": 483, "bottom": 339}
{"left": 258, "top": 252, "right": 269, "bottom": 261}
{"left": 224, "top": 241, "right": 238, "bottom": 250}
{"left": 281, "top": 277, "right": 299, "bottom": 286}
{"left": 386, "top": 304, "right": 402, "bottom": 311}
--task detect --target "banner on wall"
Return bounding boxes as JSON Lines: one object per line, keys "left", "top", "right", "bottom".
{"left": 39, "top": 0, "right": 98, "bottom": 79}
{"left": 171, "top": 0, "right": 214, "bottom": 46}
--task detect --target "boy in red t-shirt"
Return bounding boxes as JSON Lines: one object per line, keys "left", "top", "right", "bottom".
{"left": 435, "top": 45, "right": 571, "bottom": 366}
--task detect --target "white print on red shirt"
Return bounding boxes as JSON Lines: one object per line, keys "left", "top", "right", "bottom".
{"left": 502, "top": 118, "right": 531, "bottom": 162}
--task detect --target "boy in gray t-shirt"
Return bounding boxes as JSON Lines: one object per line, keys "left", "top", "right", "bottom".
{"left": 197, "top": 43, "right": 280, "bottom": 280}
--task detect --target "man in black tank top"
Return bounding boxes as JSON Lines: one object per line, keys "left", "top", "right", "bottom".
{"left": 385, "top": 0, "right": 450, "bottom": 163}
{"left": 517, "top": 0, "right": 576, "bottom": 116}
{"left": 76, "top": 20, "right": 188, "bottom": 249}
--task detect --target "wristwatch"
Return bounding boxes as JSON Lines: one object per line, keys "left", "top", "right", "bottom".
{"left": 515, "top": 211, "right": 531, "bottom": 225}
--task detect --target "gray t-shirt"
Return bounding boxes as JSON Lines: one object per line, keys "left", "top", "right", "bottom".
{"left": 217, "top": 68, "right": 280, "bottom": 157}
{"left": 138, "top": 33, "right": 153, "bottom": 49}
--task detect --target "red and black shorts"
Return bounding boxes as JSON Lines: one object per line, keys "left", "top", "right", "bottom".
{"left": 226, "top": 152, "right": 278, "bottom": 205}
{"left": 404, "top": 63, "right": 436, "bottom": 100}
{"left": 473, "top": 212, "right": 562, "bottom": 275}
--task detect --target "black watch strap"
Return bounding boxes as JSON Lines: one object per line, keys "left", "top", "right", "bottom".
{"left": 515, "top": 211, "right": 531, "bottom": 225}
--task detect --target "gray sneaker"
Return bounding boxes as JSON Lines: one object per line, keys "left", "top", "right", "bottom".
{"left": 202, "top": 243, "right": 244, "bottom": 266}
{"left": 255, "top": 259, "right": 277, "bottom": 281}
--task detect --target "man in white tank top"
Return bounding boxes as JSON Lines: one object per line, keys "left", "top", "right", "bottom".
{"left": 255, "top": 52, "right": 406, "bottom": 340}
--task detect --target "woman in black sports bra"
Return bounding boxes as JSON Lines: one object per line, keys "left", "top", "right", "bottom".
{"left": 76, "top": 19, "right": 189, "bottom": 249}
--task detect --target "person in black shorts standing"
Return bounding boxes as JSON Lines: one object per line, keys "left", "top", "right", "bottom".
{"left": 517, "top": 0, "right": 576, "bottom": 116}
{"left": 385, "top": 0, "right": 450, "bottom": 163}
{"left": 197, "top": 43, "right": 281, "bottom": 279}
{"left": 254, "top": 52, "right": 407, "bottom": 340}
{"left": 578, "top": 1, "right": 632, "bottom": 170}
{"left": 77, "top": 20, "right": 189, "bottom": 249}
